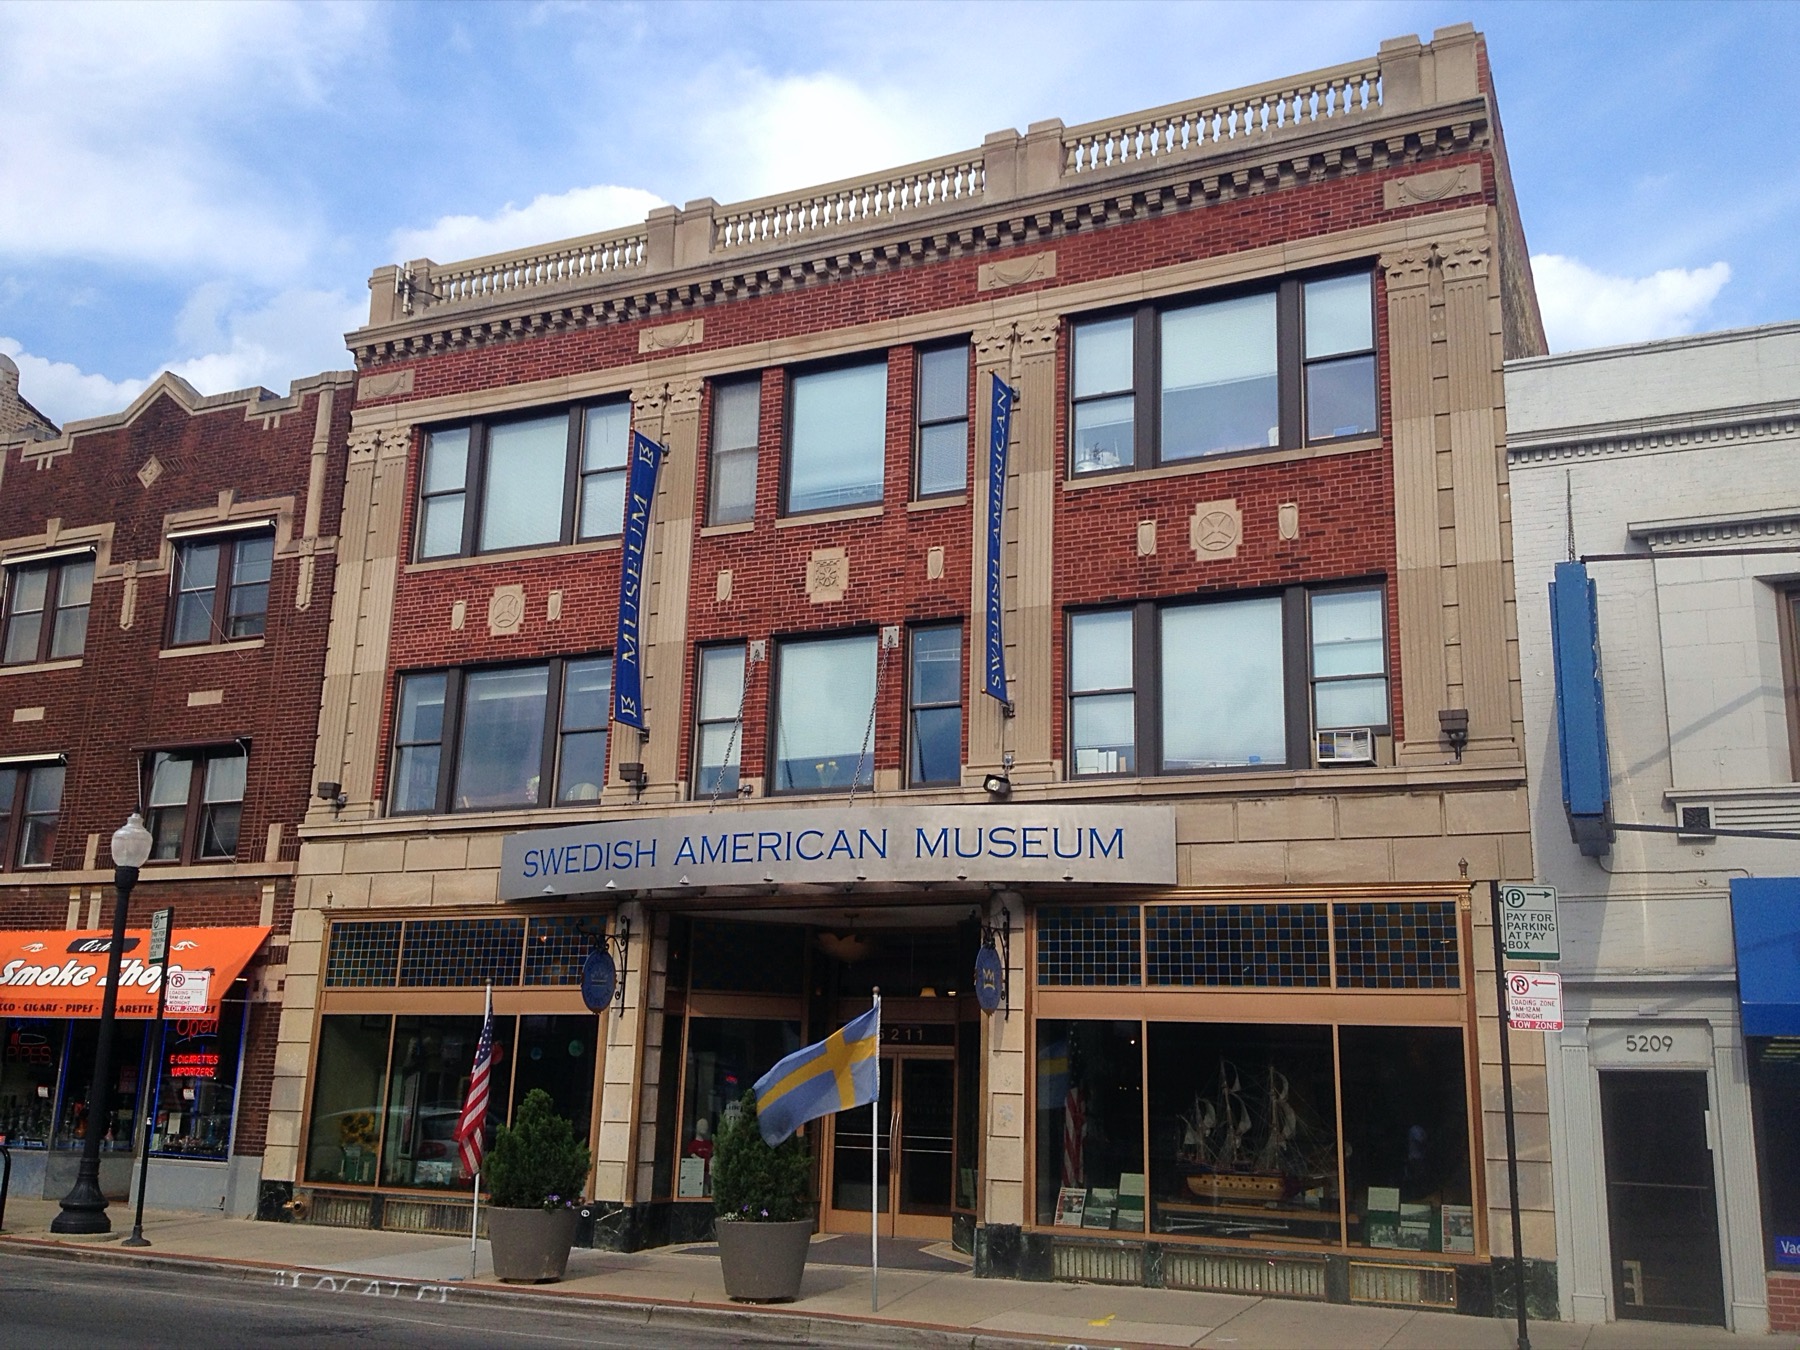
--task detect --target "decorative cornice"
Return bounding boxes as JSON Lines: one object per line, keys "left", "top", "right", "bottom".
{"left": 1629, "top": 507, "right": 1800, "bottom": 552}
{"left": 1508, "top": 400, "right": 1800, "bottom": 467}
{"left": 353, "top": 113, "right": 1490, "bottom": 371}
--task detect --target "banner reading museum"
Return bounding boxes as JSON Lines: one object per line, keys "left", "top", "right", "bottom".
{"left": 498, "top": 804, "right": 1177, "bottom": 898}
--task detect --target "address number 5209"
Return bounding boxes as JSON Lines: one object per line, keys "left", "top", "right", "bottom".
{"left": 1624, "top": 1033, "right": 1674, "bottom": 1054}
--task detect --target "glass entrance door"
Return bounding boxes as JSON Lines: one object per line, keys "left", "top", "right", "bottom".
{"left": 1599, "top": 1071, "right": 1726, "bottom": 1325}
{"left": 824, "top": 1051, "right": 955, "bottom": 1239}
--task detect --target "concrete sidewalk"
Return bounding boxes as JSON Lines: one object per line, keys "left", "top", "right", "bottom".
{"left": 1, "top": 1198, "right": 1791, "bottom": 1350}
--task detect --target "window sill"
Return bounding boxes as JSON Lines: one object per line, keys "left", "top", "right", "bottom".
{"left": 404, "top": 536, "right": 622, "bottom": 574}
{"left": 159, "top": 638, "right": 265, "bottom": 660}
{"left": 774, "top": 504, "right": 884, "bottom": 530}
{"left": 0, "top": 657, "right": 82, "bottom": 677}
{"left": 699, "top": 521, "right": 756, "bottom": 538}
{"left": 1062, "top": 435, "right": 1382, "bottom": 492}
{"left": 907, "top": 494, "right": 967, "bottom": 513}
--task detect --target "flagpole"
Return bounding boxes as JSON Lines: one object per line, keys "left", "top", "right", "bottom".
{"left": 470, "top": 981, "right": 490, "bottom": 1280}
{"left": 871, "top": 986, "right": 881, "bottom": 1314}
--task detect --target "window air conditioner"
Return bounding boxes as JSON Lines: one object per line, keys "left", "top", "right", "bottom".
{"left": 1317, "top": 728, "right": 1375, "bottom": 765}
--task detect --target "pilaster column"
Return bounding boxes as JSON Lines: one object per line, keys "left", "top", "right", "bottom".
{"left": 1010, "top": 318, "right": 1060, "bottom": 780}
{"left": 593, "top": 900, "right": 650, "bottom": 1203}
{"left": 967, "top": 324, "right": 1015, "bottom": 785}
{"left": 312, "top": 423, "right": 410, "bottom": 820}
{"left": 631, "top": 378, "right": 700, "bottom": 802}
{"left": 1440, "top": 241, "right": 1511, "bottom": 748}
{"left": 1381, "top": 248, "right": 1449, "bottom": 762}
{"left": 980, "top": 893, "right": 1027, "bottom": 1227}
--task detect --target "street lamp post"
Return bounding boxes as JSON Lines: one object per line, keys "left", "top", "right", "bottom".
{"left": 51, "top": 812, "right": 154, "bottom": 1234}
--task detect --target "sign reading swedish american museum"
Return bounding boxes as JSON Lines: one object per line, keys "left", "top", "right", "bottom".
{"left": 499, "top": 804, "right": 1176, "bottom": 899}
{"left": 611, "top": 430, "right": 665, "bottom": 731}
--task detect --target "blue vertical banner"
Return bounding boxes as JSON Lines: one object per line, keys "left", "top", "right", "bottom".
{"left": 983, "top": 374, "right": 1016, "bottom": 705}
{"left": 612, "top": 430, "right": 665, "bottom": 730}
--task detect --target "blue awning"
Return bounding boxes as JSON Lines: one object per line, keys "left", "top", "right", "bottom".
{"left": 1730, "top": 877, "right": 1800, "bottom": 1036}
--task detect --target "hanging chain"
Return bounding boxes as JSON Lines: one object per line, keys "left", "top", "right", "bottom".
{"left": 847, "top": 629, "right": 897, "bottom": 807}
{"left": 706, "top": 643, "right": 760, "bottom": 813}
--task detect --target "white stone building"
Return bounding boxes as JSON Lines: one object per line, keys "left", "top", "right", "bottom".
{"left": 1508, "top": 323, "right": 1800, "bottom": 1334}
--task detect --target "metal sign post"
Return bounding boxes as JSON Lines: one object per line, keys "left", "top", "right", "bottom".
{"left": 123, "top": 907, "right": 173, "bottom": 1248}
{"left": 1488, "top": 883, "right": 1531, "bottom": 1349}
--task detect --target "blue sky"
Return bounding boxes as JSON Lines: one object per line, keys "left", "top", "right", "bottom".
{"left": 3, "top": 0, "right": 1796, "bottom": 426}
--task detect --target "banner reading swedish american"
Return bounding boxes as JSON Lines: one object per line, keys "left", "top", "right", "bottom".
{"left": 752, "top": 1002, "right": 880, "bottom": 1145}
{"left": 612, "top": 430, "right": 665, "bottom": 730}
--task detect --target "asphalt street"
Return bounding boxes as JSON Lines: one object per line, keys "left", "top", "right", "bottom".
{"left": 0, "top": 1251, "right": 808, "bottom": 1348}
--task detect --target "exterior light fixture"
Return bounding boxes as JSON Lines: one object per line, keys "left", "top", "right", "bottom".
{"left": 1439, "top": 708, "right": 1470, "bottom": 762}
{"left": 982, "top": 773, "right": 1012, "bottom": 798}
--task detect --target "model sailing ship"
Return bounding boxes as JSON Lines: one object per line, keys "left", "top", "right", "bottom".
{"left": 1178, "top": 1060, "right": 1334, "bottom": 1203}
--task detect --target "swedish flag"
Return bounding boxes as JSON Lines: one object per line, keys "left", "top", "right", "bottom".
{"left": 752, "top": 1002, "right": 881, "bottom": 1145}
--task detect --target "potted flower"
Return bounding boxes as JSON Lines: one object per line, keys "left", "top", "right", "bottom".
{"left": 711, "top": 1089, "right": 815, "bottom": 1302}
{"left": 483, "top": 1089, "right": 592, "bottom": 1283}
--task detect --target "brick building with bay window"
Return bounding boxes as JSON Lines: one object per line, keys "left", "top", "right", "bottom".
{"left": 0, "top": 363, "right": 352, "bottom": 1216}
{"left": 265, "top": 23, "right": 1555, "bottom": 1315}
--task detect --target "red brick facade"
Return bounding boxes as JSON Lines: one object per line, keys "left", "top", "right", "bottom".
{"left": 0, "top": 372, "right": 352, "bottom": 1165}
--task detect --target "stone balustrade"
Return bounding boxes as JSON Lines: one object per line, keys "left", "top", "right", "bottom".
{"left": 365, "top": 26, "right": 1480, "bottom": 329}
{"left": 1061, "top": 58, "right": 1383, "bottom": 175}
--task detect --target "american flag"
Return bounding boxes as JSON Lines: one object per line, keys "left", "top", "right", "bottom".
{"left": 456, "top": 987, "right": 494, "bottom": 1178}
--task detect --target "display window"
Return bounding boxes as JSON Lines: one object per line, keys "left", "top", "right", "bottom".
{"left": 675, "top": 1017, "right": 802, "bottom": 1199}
{"left": 305, "top": 1009, "right": 598, "bottom": 1192}
{"left": 55, "top": 1018, "right": 151, "bottom": 1152}
{"left": 148, "top": 998, "right": 248, "bottom": 1159}
{"left": 0, "top": 1018, "right": 65, "bottom": 1146}
{"left": 1748, "top": 1036, "right": 1800, "bottom": 1270}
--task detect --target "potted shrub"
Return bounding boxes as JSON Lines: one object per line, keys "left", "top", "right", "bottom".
{"left": 483, "top": 1088, "right": 591, "bottom": 1282}
{"left": 711, "top": 1089, "right": 815, "bottom": 1301}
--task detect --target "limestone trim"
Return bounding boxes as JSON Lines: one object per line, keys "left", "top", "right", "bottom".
{"left": 1629, "top": 507, "right": 1800, "bottom": 551}
{"left": 17, "top": 369, "right": 354, "bottom": 468}
{"left": 636, "top": 378, "right": 702, "bottom": 797}
{"left": 1061, "top": 434, "right": 1380, "bottom": 490}
{"left": 1509, "top": 400, "right": 1800, "bottom": 464}
{"left": 355, "top": 90, "right": 1494, "bottom": 365}
{"left": 401, "top": 535, "right": 622, "bottom": 575}
{"left": 347, "top": 208, "right": 1487, "bottom": 434}
{"left": 773, "top": 504, "right": 884, "bottom": 530}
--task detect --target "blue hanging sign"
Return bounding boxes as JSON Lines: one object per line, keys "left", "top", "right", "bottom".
{"left": 612, "top": 431, "right": 665, "bottom": 730}
{"left": 983, "top": 375, "right": 1016, "bottom": 705}
{"left": 581, "top": 948, "right": 617, "bottom": 1013}
{"left": 973, "top": 946, "right": 1004, "bottom": 1013}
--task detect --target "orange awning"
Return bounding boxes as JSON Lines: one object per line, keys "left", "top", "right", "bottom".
{"left": 0, "top": 925, "right": 269, "bottom": 1019}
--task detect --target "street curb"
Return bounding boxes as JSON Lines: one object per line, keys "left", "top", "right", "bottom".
{"left": 0, "top": 1236, "right": 1133, "bottom": 1350}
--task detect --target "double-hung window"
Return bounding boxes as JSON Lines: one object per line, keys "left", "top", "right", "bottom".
{"left": 1067, "top": 584, "right": 1389, "bottom": 777}
{"left": 2, "top": 554, "right": 93, "bottom": 664}
{"left": 915, "top": 345, "right": 969, "bottom": 498}
{"left": 783, "top": 358, "right": 888, "bottom": 515}
{"left": 907, "top": 624, "right": 962, "bottom": 786}
{"left": 1071, "top": 270, "right": 1376, "bottom": 474}
{"left": 770, "top": 633, "right": 876, "bottom": 792}
{"left": 694, "top": 645, "right": 745, "bottom": 797}
{"left": 417, "top": 400, "right": 631, "bottom": 560}
{"left": 146, "top": 747, "right": 247, "bottom": 862}
{"left": 707, "top": 380, "right": 760, "bottom": 526}
{"left": 169, "top": 531, "right": 272, "bottom": 646}
{"left": 0, "top": 761, "right": 63, "bottom": 868}
{"left": 390, "top": 656, "right": 612, "bottom": 814}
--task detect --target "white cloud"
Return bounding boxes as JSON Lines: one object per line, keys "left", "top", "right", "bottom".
{"left": 2, "top": 284, "right": 361, "bottom": 426}
{"left": 0, "top": 338, "right": 147, "bottom": 425}
{"left": 1532, "top": 254, "right": 1732, "bottom": 352}
{"left": 389, "top": 186, "right": 668, "bottom": 265}
{"left": 0, "top": 2, "right": 368, "bottom": 275}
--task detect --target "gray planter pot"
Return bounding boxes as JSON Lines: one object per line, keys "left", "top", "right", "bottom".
{"left": 488, "top": 1206, "right": 579, "bottom": 1283}
{"left": 716, "top": 1217, "right": 812, "bottom": 1302}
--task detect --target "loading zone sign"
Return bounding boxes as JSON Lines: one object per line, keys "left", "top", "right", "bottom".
{"left": 1507, "top": 971, "right": 1564, "bottom": 1032}
{"left": 1499, "top": 884, "right": 1561, "bottom": 961}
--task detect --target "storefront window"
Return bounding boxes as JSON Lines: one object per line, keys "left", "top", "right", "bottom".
{"left": 54, "top": 1019, "right": 149, "bottom": 1152}
{"left": 651, "top": 1012, "right": 685, "bottom": 1200}
{"left": 382, "top": 1015, "right": 514, "bottom": 1191}
{"left": 1339, "top": 1025, "right": 1474, "bottom": 1253}
{"left": 1035, "top": 1020, "right": 1144, "bottom": 1230}
{"left": 1748, "top": 1037, "right": 1800, "bottom": 1271}
{"left": 1, "top": 1018, "right": 65, "bottom": 1146}
{"left": 149, "top": 999, "right": 247, "bottom": 1159}
{"left": 305, "top": 1014, "right": 392, "bottom": 1185}
{"left": 1146, "top": 1022, "right": 1340, "bottom": 1244}
{"left": 678, "top": 1017, "right": 801, "bottom": 1199}
{"left": 510, "top": 1014, "right": 597, "bottom": 1147}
